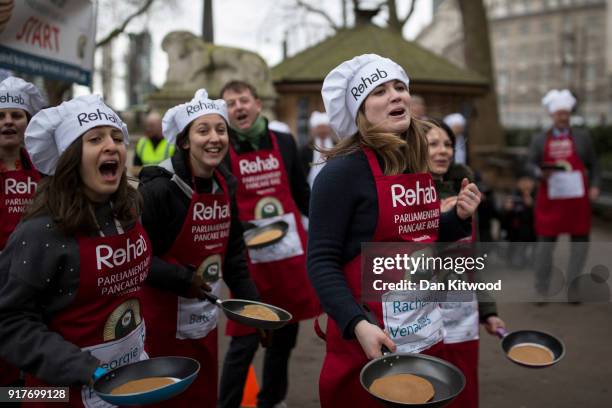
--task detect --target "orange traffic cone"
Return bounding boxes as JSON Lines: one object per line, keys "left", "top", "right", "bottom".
{"left": 240, "top": 364, "right": 259, "bottom": 408}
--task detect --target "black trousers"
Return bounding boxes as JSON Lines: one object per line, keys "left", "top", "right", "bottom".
{"left": 218, "top": 322, "right": 299, "bottom": 408}
{"left": 534, "top": 234, "right": 589, "bottom": 297}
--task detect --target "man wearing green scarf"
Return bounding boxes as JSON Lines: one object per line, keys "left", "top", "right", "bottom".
{"left": 219, "top": 81, "right": 319, "bottom": 408}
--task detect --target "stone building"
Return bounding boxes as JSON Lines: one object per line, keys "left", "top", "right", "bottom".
{"left": 417, "top": 0, "right": 611, "bottom": 128}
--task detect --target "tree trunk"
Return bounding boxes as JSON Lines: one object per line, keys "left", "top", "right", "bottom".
{"left": 457, "top": 0, "right": 504, "bottom": 162}
{"left": 202, "top": 0, "right": 214, "bottom": 42}
{"left": 44, "top": 79, "right": 72, "bottom": 106}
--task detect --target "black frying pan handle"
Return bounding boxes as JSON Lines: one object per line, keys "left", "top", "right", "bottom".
{"left": 362, "top": 304, "right": 392, "bottom": 355}
{"left": 201, "top": 291, "right": 221, "bottom": 306}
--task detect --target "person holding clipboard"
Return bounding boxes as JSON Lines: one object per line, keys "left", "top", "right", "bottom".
{"left": 527, "top": 89, "right": 601, "bottom": 300}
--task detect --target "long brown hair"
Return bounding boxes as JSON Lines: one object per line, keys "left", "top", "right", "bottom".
{"left": 325, "top": 111, "right": 431, "bottom": 175}
{"left": 24, "top": 137, "right": 142, "bottom": 236}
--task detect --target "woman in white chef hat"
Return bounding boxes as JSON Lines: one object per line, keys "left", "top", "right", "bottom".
{"left": 0, "top": 76, "right": 47, "bottom": 251}
{"left": 307, "top": 54, "right": 481, "bottom": 407}
{"left": 0, "top": 76, "right": 47, "bottom": 388}
{"left": 138, "top": 89, "right": 259, "bottom": 408}
{"left": 0, "top": 94, "right": 152, "bottom": 407}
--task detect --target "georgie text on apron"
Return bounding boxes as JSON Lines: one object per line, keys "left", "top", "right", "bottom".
{"left": 26, "top": 221, "right": 152, "bottom": 408}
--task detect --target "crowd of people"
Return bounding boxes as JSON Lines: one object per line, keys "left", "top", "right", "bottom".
{"left": 0, "top": 51, "right": 601, "bottom": 408}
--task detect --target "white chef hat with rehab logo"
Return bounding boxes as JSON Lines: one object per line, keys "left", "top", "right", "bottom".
{"left": 541, "top": 89, "right": 576, "bottom": 114}
{"left": 268, "top": 120, "right": 291, "bottom": 134}
{"left": 321, "top": 54, "right": 410, "bottom": 139}
{"left": 25, "top": 94, "right": 129, "bottom": 175}
{"left": 0, "top": 76, "right": 47, "bottom": 115}
{"left": 309, "top": 111, "right": 330, "bottom": 129}
{"left": 162, "top": 89, "right": 228, "bottom": 145}
{"left": 443, "top": 113, "right": 466, "bottom": 128}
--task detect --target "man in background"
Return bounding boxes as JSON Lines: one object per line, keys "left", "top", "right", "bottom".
{"left": 528, "top": 89, "right": 600, "bottom": 302}
{"left": 444, "top": 113, "right": 468, "bottom": 165}
{"left": 131, "top": 111, "right": 175, "bottom": 176}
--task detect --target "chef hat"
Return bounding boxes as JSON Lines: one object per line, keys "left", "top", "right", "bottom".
{"left": 268, "top": 120, "right": 291, "bottom": 134}
{"left": 0, "top": 76, "right": 47, "bottom": 115}
{"left": 309, "top": 111, "right": 329, "bottom": 129}
{"left": 542, "top": 89, "right": 576, "bottom": 114}
{"left": 162, "top": 89, "right": 228, "bottom": 145}
{"left": 25, "top": 94, "right": 129, "bottom": 175}
{"left": 321, "top": 54, "right": 410, "bottom": 138}
{"left": 443, "top": 113, "right": 466, "bottom": 128}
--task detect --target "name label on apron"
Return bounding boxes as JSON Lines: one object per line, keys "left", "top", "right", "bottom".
{"left": 548, "top": 170, "right": 584, "bottom": 199}
{"left": 440, "top": 298, "right": 479, "bottom": 344}
{"left": 80, "top": 321, "right": 147, "bottom": 408}
{"left": 176, "top": 280, "right": 221, "bottom": 339}
{"left": 246, "top": 213, "right": 304, "bottom": 264}
{"left": 382, "top": 291, "right": 443, "bottom": 353}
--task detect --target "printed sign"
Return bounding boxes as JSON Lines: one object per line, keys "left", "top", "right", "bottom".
{"left": 0, "top": 0, "right": 95, "bottom": 85}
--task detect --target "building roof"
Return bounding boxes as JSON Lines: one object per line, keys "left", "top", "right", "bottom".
{"left": 271, "top": 24, "right": 488, "bottom": 86}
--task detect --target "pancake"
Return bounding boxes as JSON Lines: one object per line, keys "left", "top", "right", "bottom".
{"left": 239, "top": 304, "right": 280, "bottom": 321}
{"left": 369, "top": 373, "right": 435, "bottom": 404}
{"left": 507, "top": 343, "right": 555, "bottom": 366}
{"left": 110, "top": 377, "right": 177, "bottom": 395}
{"left": 247, "top": 228, "right": 283, "bottom": 247}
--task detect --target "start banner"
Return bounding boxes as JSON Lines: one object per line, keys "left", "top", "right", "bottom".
{"left": 0, "top": 0, "right": 95, "bottom": 85}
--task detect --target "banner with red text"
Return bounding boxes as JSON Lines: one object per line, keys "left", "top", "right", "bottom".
{"left": 0, "top": 0, "right": 95, "bottom": 85}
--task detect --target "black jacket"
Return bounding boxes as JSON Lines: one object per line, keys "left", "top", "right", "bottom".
{"left": 0, "top": 204, "right": 128, "bottom": 386}
{"left": 138, "top": 151, "right": 259, "bottom": 301}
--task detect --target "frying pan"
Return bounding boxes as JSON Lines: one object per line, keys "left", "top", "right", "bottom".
{"left": 361, "top": 352, "right": 466, "bottom": 408}
{"left": 93, "top": 356, "right": 200, "bottom": 405}
{"left": 243, "top": 220, "right": 289, "bottom": 249}
{"left": 201, "top": 292, "right": 292, "bottom": 330}
{"left": 359, "top": 305, "right": 465, "bottom": 407}
{"left": 496, "top": 328, "right": 565, "bottom": 368}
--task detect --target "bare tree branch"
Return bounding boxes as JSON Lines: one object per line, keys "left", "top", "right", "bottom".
{"left": 386, "top": 0, "right": 418, "bottom": 32}
{"left": 95, "top": 0, "right": 155, "bottom": 48}
{"left": 399, "top": 0, "right": 418, "bottom": 26}
{"left": 296, "top": 0, "right": 340, "bottom": 30}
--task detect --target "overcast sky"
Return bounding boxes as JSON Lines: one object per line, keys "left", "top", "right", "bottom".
{"left": 87, "top": 0, "right": 433, "bottom": 109}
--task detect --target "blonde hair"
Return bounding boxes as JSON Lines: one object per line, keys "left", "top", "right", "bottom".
{"left": 325, "top": 111, "right": 431, "bottom": 175}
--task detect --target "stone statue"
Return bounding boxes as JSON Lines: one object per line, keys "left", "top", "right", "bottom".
{"left": 149, "top": 31, "right": 277, "bottom": 116}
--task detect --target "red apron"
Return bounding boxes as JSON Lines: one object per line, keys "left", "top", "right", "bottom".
{"left": 440, "top": 224, "right": 479, "bottom": 408}
{"left": 26, "top": 221, "right": 152, "bottom": 408}
{"left": 0, "top": 149, "right": 40, "bottom": 250}
{"left": 319, "top": 147, "right": 444, "bottom": 408}
{"left": 141, "top": 170, "right": 230, "bottom": 408}
{"left": 226, "top": 131, "right": 319, "bottom": 336}
{"left": 535, "top": 130, "right": 590, "bottom": 236}
{"left": 0, "top": 150, "right": 40, "bottom": 385}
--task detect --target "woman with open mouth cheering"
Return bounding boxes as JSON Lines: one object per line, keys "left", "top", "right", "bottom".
{"left": 138, "top": 89, "right": 259, "bottom": 407}
{"left": 0, "top": 76, "right": 46, "bottom": 390}
{"left": 307, "top": 54, "right": 481, "bottom": 407}
{"left": 0, "top": 95, "right": 152, "bottom": 407}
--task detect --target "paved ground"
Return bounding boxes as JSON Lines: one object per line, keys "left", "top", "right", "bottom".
{"left": 216, "top": 216, "right": 612, "bottom": 408}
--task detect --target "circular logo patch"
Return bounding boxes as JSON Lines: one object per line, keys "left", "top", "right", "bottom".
{"left": 197, "top": 254, "right": 222, "bottom": 283}
{"left": 103, "top": 299, "right": 141, "bottom": 341}
{"left": 254, "top": 197, "right": 284, "bottom": 219}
